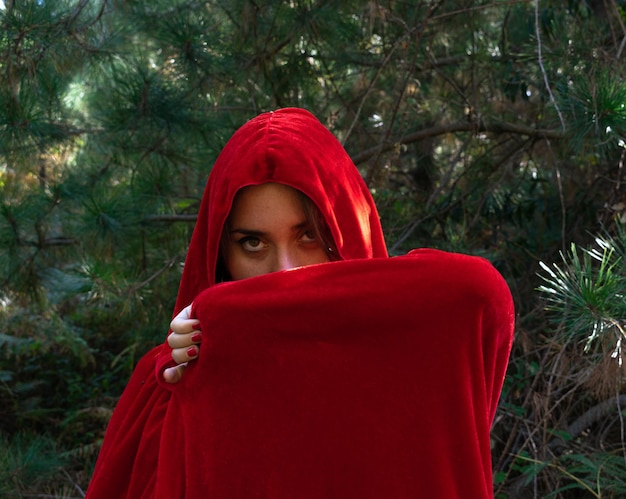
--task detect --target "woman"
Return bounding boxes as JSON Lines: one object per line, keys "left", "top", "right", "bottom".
{"left": 164, "top": 180, "right": 343, "bottom": 383}
{"left": 87, "top": 108, "right": 514, "bottom": 498}
{"left": 158, "top": 106, "right": 387, "bottom": 384}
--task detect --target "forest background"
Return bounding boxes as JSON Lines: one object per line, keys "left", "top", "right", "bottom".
{"left": 2, "top": 0, "right": 626, "bottom": 497}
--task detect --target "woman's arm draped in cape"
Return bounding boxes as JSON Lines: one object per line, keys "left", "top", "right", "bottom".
{"left": 87, "top": 107, "right": 394, "bottom": 498}
{"left": 156, "top": 249, "right": 515, "bottom": 499}
{"left": 87, "top": 348, "right": 170, "bottom": 499}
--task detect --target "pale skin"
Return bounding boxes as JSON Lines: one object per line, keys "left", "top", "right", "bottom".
{"left": 163, "top": 183, "right": 331, "bottom": 383}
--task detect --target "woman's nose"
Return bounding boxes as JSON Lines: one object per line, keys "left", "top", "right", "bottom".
{"left": 274, "top": 248, "right": 298, "bottom": 272}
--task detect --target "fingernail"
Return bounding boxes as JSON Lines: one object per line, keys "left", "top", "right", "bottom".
{"left": 187, "top": 347, "right": 198, "bottom": 358}
{"left": 191, "top": 333, "right": 202, "bottom": 343}
{"left": 191, "top": 322, "right": 201, "bottom": 331}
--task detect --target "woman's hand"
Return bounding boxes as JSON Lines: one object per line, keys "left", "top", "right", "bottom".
{"left": 162, "top": 305, "right": 202, "bottom": 384}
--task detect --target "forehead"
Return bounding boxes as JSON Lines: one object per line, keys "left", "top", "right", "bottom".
{"left": 228, "top": 183, "right": 305, "bottom": 227}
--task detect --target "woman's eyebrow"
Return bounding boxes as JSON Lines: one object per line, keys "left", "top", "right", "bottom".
{"left": 292, "top": 221, "right": 308, "bottom": 231}
{"left": 229, "top": 221, "right": 309, "bottom": 235}
{"left": 228, "top": 228, "right": 265, "bottom": 236}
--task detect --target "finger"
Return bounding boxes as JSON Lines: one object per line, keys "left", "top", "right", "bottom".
{"left": 170, "top": 317, "right": 200, "bottom": 334}
{"left": 167, "top": 331, "right": 202, "bottom": 349}
{"left": 170, "top": 305, "right": 199, "bottom": 334}
{"left": 171, "top": 345, "right": 199, "bottom": 365}
{"left": 177, "top": 304, "right": 193, "bottom": 320}
{"left": 163, "top": 363, "right": 187, "bottom": 384}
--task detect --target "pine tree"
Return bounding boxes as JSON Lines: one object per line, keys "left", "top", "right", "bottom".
{"left": 2, "top": 0, "right": 626, "bottom": 495}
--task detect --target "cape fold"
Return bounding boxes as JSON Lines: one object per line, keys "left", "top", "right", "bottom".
{"left": 155, "top": 249, "right": 514, "bottom": 498}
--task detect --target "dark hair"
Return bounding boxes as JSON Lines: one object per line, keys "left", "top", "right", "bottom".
{"left": 214, "top": 186, "right": 338, "bottom": 283}
{"left": 296, "top": 190, "right": 338, "bottom": 261}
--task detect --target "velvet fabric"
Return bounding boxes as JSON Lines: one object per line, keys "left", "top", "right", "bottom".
{"left": 157, "top": 249, "right": 514, "bottom": 498}
{"left": 87, "top": 108, "right": 514, "bottom": 498}
{"left": 87, "top": 108, "right": 387, "bottom": 498}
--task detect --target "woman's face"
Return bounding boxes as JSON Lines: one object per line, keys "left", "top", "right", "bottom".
{"left": 223, "top": 183, "right": 330, "bottom": 280}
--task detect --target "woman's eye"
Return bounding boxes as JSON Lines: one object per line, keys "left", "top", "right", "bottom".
{"left": 300, "top": 229, "right": 317, "bottom": 243}
{"left": 239, "top": 237, "right": 265, "bottom": 252}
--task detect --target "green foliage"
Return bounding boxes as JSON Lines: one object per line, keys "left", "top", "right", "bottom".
{"left": 0, "top": 433, "right": 66, "bottom": 498}
{"left": 563, "top": 70, "right": 626, "bottom": 155}
{"left": 496, "top": 227, "right": 626, "bottom": 497}
{"left": 1, "top": 0, "right": 626, "bottom": 496}
{"left": 538, "top": 234, "right": 626, "bottom": 353}
{"left": 514, "top": 451, "right": 626, "bottom": 498}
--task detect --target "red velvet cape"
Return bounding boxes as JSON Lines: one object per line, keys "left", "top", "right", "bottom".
{"left": 88, "top": 108, "right": 388, "bottom": 498}
{"left": 157, "top": 250, "right": 514, "bottom": 498}
{"left": 87, "top": 108, "right": 514, "bottom": 498}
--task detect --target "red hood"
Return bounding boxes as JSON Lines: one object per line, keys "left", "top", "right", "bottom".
{"left": 173, "top": 108, "right": 388, "bottom": 315}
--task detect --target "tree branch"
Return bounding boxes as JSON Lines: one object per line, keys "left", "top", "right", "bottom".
{"left": 350, "top": 120, "right": 564, "bottom": 165}
{"left": 143, "top": 214, "right": 197, "bottom": 223}
{"left": 549, "top": 394, "right": 626, "bottom": 451}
